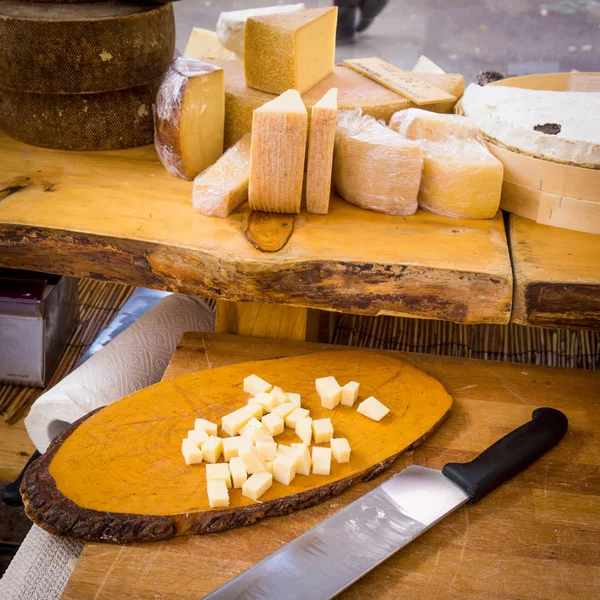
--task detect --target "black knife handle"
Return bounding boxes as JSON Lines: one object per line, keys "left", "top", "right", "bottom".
{"left": 442, "top": 408, "right": 568, "bottom": 503}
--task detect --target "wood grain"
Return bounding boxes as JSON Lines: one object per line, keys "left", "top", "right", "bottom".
{"left": 63, "top": 333, "right": 600, "bottom": 600}
{"left": 0, "top": 132, "right": 512, "bottom": 324}
{"left": 510, "top": 215, "right": 600, "bottom": 329}
{"left": 21, "top": 349, "right": 452, "bottom": 542}
{"left": 0, "top": 418, "right": 35, "bottom": 481}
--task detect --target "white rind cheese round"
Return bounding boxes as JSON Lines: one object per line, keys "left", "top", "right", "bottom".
{"left": 461, "top": 83, "right": 600, "bottom": 168}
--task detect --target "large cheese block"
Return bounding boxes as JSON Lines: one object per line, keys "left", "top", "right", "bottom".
{"left": 390, "top": 108, "right": 480, "bottom": 142}
{"left": 244, "top": 7, "right": 338, "bottom": 95}
{"left": 248, "top": 90, "right": 308, "bottom": 214}
{"left": 0, "top": 1, "right": 175, "bottom": 94}
{"left": 216, "top": 4, "right": 305, "bottom": 56}
{"left": 0, "top": 79, "right": 159, "bottom": 150}
{"left": 154, "top": 58, "right": 225, "bottom": 180}
{"left": 184, "top": 28, "right": 236, "bottom": 60}
{"left": 205, "top": 58, "right": 464, "bottom": 149}
{"left": 333, "top": 110, "right": 422, "bottom": 215}
{"left": 461, "top": 83, "right": 600, "bottom": 167}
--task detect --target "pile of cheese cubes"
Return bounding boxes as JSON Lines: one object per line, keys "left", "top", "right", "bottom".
{"left": 181, "top": 374, "right": 391, "bottom": 509}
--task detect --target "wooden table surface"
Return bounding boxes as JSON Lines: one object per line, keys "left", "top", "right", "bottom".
{"left": 63, "top": 333, "right": 600, "bottom": 600}
{"left": 510, "top": 215, "right": 600, "bottom": 329}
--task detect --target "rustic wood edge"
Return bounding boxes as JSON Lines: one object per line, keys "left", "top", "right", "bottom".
{"left": 21, "top": 406, "right": 452, "bottom": 544}
{"left": 0, "top": 224, "right": 512, "bottom": 324}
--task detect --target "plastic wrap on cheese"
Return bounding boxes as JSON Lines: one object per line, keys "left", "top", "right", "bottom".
{"left": 389, "top": 109, "right": 503, "bottom": 219}
{"left": 192, "top": 133, "right": 251, "bottom": 218}
{"left": 333, "top": 110, "right": 423, "bottom": 216}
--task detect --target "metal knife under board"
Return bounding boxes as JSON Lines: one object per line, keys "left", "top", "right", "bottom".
{"left": 206, "top": 407, "right": 568, "bottom": 600}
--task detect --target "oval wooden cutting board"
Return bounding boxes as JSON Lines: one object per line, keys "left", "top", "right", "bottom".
{"left": 22, "top": 350, "right": 452, "bottom": 543}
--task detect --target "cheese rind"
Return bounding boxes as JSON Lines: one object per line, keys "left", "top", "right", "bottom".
{"left": 356, "top": 396, "right": 390, "bottom": 422}
{"left": 312, "top": 446, "right": 332, "bottom": 475}
{"left": 273, "top": 454, "right": 297, "bottom": 485}
{"left": 295, "top": 417, "right": 313, "bottom": 446}
{"left": 181, "top": 438, "right": 203, "bottom": 465}
{"left": 206, "top": 463, "right": 232, "bottom": 489}
{"left": 242, "top": 472, "right": 273, "bottom": 501}
{"left": 194, "top": 419, "right": 218, "bottom": 436}
{"left": 207, "top": 479, "right": 229, "bottom": 508}
{"left": 154, "top": 57, "right": 224, "bottom": 180}
{"left": 330, "top": 438, "right": 351, "bottom": 463}
{"left": 243, "top": 374, "right": 273, "bottom": 395}
{"left": 312, "top": 418, "right": 334, "bottom": 444}
{"left": 244, "top": 7, "right": 337, "bottom": 95}
{"left": 248, "top": 89, "right": 308, "bottom": 214}
{"left": 333, "top": 110, "right": 423, "bottom": 215}
{"left": 192, "top": 133, "right": 251, "bottom": 218}
{"left": 306, "top": 88, "right": 338, "bottom": 214}
{"left": 229, "top": 456, "right": 248, "bottom": 488}
{"left": 341, "top": 381, "right": 359, "bottom": 407}
{"left": 184, "top": 28, "right": 237, "bottom": 60}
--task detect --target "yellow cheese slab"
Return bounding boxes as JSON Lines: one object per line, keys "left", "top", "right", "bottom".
{"left": 184, "top": 28, "right": 236, "bottom": 60}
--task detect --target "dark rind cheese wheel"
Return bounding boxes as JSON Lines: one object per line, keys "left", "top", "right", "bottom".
{"left": 0, "top": 80, "right": 160, "bottom": 150}
{"left": 0, "top": 1, "right": 175, "bottom": 94}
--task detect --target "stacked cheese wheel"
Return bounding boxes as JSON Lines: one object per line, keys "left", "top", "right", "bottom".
{"left": 0, "top": 0, "right": 175, "bottom": 150}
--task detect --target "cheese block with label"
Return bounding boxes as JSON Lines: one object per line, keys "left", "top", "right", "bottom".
{"left": 154, "top": 57, "right": 225, "bottom": 180}
{"left": 248, "top": 89, "right": 308, "bottom": 213}
{"left": 192, "top": 133, "right": 251, "bottom": 218}
{"left": 333, "top": 110, "right": 423, "bottom": 215}
{"left": 244, "top": 7, "right": 337, "bottom": 95}
{"left": 216, "top": 4, "right": 305, "bottom": 56}
{"left": 306, "top": 88, "right": 338, "bottom": 215}
{"left": 184, "top": 28, "right": 236, "bottom": 60}
{"left": 0, "top": 1, "right": 175, "bottom": 94}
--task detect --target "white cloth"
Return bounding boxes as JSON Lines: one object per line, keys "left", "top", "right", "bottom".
{"left": 1, "top": 293, "right": 214, "bottom": 600}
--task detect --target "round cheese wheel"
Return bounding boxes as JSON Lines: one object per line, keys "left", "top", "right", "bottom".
{"left": 0, "top": 1, "right": 175, "bottom": 94}
{"left": 0, "top": 80, "right": 160, "bottom": 151}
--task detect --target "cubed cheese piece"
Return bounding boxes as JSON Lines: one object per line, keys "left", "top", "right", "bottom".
{"left": 192, "top": 133, "right": 252, "bottom": 218}
{"left": 272, "top": 402, "right": 296, "bottom": 419}
{"left": 285, "top": 407, "right": 310, "bottom": 428}
{"left": 277, "top": 444, "right": 297, "bottom": 459}
{"left": 273, "top": 454, "right": 297, "bottom": 485}
{"left": 341, "top": 381, "right": 360, "bottom": 407}
{"left": 248, "top": 90, "right": 307, "bottom": 214}
{"left": 184, "top": 28, "right": 237, "bottom": 60}
{"left": 246, "top": 402, "right": 264, "bottom": 420}
{"left": 222, "top": 407, "right": 255, "bottom": 436}
{"left": 207, "top": 480, "right": 229, "bottom": 508}
{"left": 286, "top": 392, "right": 301, "bottom": 407}
{"left": 229, "top": 457, "right": 248, "bottom": 488}
{"left": 265, "top": 460, "right": 276, "bottom": 474}
{"left": 238, "top": 417, "right": 265, "bottom": 436}
{"left": 262, "top": 413, "right": 285, "bottom": 436}
{"left": 295, "top": 417, "right": 313, "bottom": 446}
{"left": 194, "top": 418, "right": 218, "bottom": 436}
{"left": 244, "top": 7, "right": 337, "bottom": 95}
{"left": 239, "top": 444, "right": 267, "bottom": 474}
{"left": 206, "top": 463, "right": 232, "bottom": 489}
{"left": 243, "top": 374, "right": 273, "bottom": 396}
{"left": 216, "top": 4, "right": 305, "bottom": 56}
{"left": 181, "top": 438, "right": 203, "bottom": 465}
{"left": 315, "top": 376, "right": 342, "bottom": 410}
{"left": 222, "top": 435, "right": 252, "bottom": 461}
{"left": 294, "top": 442, "right": 312, "bottom": 475}
{"left": 333, "top": 110, "right": 422, "bottom": 215}
{"left": 312, "top": 446, "right": 332, "bottom": 475}
{"left": 357, "top": 396, "right": 390, "bottom": 421}
{"left": 270, "top": 387, "right": 289, "bottom": 405}
{"left": 256, "top": 440, "right": 278, "bottom": 461}
{"left": 201, "top": 436, "right": 223, "bottom": 463}
{"left": 242, "top": 472, "right": 273, "bottom": 501}
{"left": 154, "top": 57, "right": 224, "bottom": 180}
{"left": 187, "top": 428, "right": 209, "bottom": 447}
{"left": 251, "top": 429, "right": 275, "bottom": 444}
{"left": 312, "top": 418, "right": 334, "bottom": 444}
{"left": 330, "top": 438, "right": 351, "bottom": 463}
{"left": 306, "top": 88, "right": 338, "bottom": 215}
{"left": 389, "top": 108, "right": 480, "bottom": 143}
{"left": 251, "top": 392, "right": 275, "bottom": 413}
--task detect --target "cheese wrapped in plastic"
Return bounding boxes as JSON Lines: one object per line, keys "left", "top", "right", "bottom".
{"left": 192, "top": 133, "right": 251, "bottom": 218}
{"left": 390, "top": 109, "right": 503, "bottom": 219}
{"left": 333, "top": 110, "right": 422, "bottom": 215}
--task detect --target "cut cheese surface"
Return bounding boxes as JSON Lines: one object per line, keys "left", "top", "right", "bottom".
{"left": 295, "top": 417, "right": 313, "bottom": 446}
{"left": 242, "top": 472, "right": 272, "bottom": 501}
{"left": 184, "top": 28, "right": 236, "bottom": 60}
{"left": 239, "top": 445, "right": 267, "bottom": 475}
{"left": 312, "top": 446, "right": 331, "bottom": 475}
{"left": 221, "top": 407, "right": 254, "bottom": 436}
{"left": 285, "top": 407, "right": 310, "bottom": 429}
{"left": 248, "top": 89, "right": 308, "bottom": 214}
{"left": 390, "top": 108, "right": 480, "bottom": 142}
{"left": 312, "top": 418, "right": 334, "bottom": 444}
{"left": 357, "top": 396, "right": 390, "bottom": 422}
{"left": 229, "top": 457, "right": 247, "bottom": 489}
{"left": 294, "top": 443, "right": 312, "bottom": 475}
{"left": 244, "top": 7, "right": 337, "bottom": 95}
{"left": 194, "top": 419, "right": 218, "bottom": 436}
{"left": 243, "top": 374, "right": 272, "bottom": 396}
{"left": 333, "top": 110, "right": 423, "bottom": 215}
{"left": 201, "top": 436, "right": 223, "bottom": 463}
{"left": 273, "top": 454, "right": 296, "bottom": 485}
{"left": 154, "top": 57, "right": 224, "bottom": 180}
{"left": 330, "top": 438, "right": 351, "bottom": 463}
{"left": 262, "top": 413, "right": 284, "bottom": 436}
{"left": 192, "top": 133, "right": 251, "bottom": 218}
{"left": 186, "top": 429, "right": 209, "bottom": 447}
{"left": 206, "top": 479, "right": 229, "bottom": 508}
{"left": 306, "top": 88, "right": 338, "bottom": 215}
{"left": 181, "top": 438, "right": 202, "bottom": 465}
{"left": 205, "top": 463, "right": 232, "bottom": 489}
{"left": 341, "top": 381, "right": 359, "bottom": 407}
{"left": 216, "top": 4, "right": 305, "bottom": 56}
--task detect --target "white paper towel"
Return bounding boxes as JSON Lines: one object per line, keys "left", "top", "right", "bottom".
{"left": 25, "top": 293, "right": 214, "bottom": 453}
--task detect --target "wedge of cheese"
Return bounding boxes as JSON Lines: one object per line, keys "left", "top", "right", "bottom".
{"left": 333, "top": 110, "right": 423, "bottom": 215}
{"left": 216, "top": 4, "right": 305, "bottom": 56}
{"left": 306, "top": 88, "right": 338, "bottom": 215}
{"left": 389, "top": 108, "right": 480, "bottom": 142}
{"left": 154, "top": 57, "right": 224, "bottom": 180}
{"left": 244, "top": 7, "right": 337, "bottom": 95}
{"left": 248, "top": 89, "right": 307, "bottom": 213}
{"left": 184, "top": 28, "right": 236, "bottom": 60}
{"left": 192, "top": 133, "right": 251, "bottom": 218}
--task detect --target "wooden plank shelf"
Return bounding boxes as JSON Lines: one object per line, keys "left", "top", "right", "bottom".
{"left": 0, "top": 132, "right": 512, "bottom": 325}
